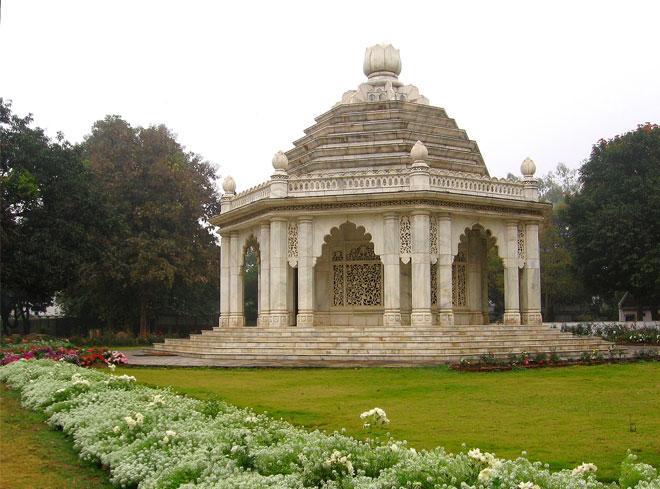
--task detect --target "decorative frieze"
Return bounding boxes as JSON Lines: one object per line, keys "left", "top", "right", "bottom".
{"left": 218, "top": 199, "right": 543, "bottom": 230}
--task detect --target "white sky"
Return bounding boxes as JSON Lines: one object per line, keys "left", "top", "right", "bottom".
{"left": 2, "top": 0, "right": 659, "bottom": 191}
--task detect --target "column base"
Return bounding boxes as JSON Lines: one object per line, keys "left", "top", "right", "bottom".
{"left": 256, "top": 314, "right": 270, "bottom": 327}
{"left": 383, "top": 311, "right": 402, "bottom": 326}
{"left": 411, "top": 310, "right": 433, "bottom": 326}
{"left": 268, "top": 313, "right": 289, "bottom": 327}
{"left": 228, "top": 315, "right": 245, "bottom": 328}
{"left": 218, "top": 316, "right": 230, "bottom": 328}
{"left": 503, "top": 311, "right": 521, "bottom": 325}
{"left": 521, "top": 311, "right": 543, "bottom": 326}
{"left": 296, "top": 313, "right": 314, "bottom": 327}
{"left": 437, "top": 310, "right": 454, "bottom": 327}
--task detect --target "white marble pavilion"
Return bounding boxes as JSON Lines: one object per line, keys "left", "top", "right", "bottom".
{"left": 213, "top": 44, "right": 549, "bottom": 330}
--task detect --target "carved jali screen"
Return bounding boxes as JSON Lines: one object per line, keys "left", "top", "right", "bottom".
{"left": 331, "top": 242, "right": 382, "bottom": 307}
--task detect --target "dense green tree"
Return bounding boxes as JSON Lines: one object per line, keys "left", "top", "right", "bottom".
{"left": 0, "top": 99, "right": 97, "bottom": 333}
{"left": 62, "top": 116, "right": 220, "bottom": 336}
{"left": 565, "top": 123, "right": 660, "bottom": 318}
{"left": 536, "top": 163, "right": 591, "bottom": 320}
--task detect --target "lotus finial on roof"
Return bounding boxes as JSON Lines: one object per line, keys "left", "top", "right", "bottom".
{"left": 272, "top": 150, "right": 289, "bottom": 171}
{"left": 411, "top": 140, "right": 429, "bottom": 162}
{"left": 363, "top": 43, "right": 401, "bottom": 80}
{"left": 222, "top": 175, "right": 236, "bottom": 194}
{"left": 521, "top": 157, "right": 536, "bottom": 178}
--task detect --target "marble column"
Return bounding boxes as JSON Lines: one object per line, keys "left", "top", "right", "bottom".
{"left": 269, "top": 217, "right": 289, "bottom": 327}
{"left": 521, "top": 222, "right": 543, "bottom": 325}
{"left": 411, "top": 211, "right": 433, "bottom": 326}
{"left": 219, "top": 234, "right": 230, "bottom": 327}
{"left": 382, "top": 213, "right": 402, "bottom": 326}
{"left": 257, "top": 222, "right": 270, "bottom": 326}
{"left": 503, "top": 221, "right": 521, "bottom": 325}
{"left": 296, "top": 217, "right": 314, "bottom": 327}
{"left": 228, "top": 232, "right": 244, "bottom": 327}
{"left": 436, "top": 215, "right": 454, "bottom": 326}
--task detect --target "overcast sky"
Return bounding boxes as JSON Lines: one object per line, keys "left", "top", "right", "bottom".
{"left": 2, "top": 0, "right": 659, "bottom": 190}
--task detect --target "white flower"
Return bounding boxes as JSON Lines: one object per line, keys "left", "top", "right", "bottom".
{"left": 108, "top": 363, "right": 116, "bottom": 371}
{"left": 518, "top": 482, "right": 540, "bottom": 489}
{"left": 245, "top": 415, "right": 258, "bottom": 423}
{"left": 165, "top": 430, "right": 176, "bottom": 437}
{"left": 148, "top": 394, "right": 165, "bottom": 407}
{"left": 112, "top": 425, "right": 120, "bottom": 433}
{"left": 468, "top": 448, "right": 488, "bottom": 463}
{"left": 324, "top": 450, "right": 353, "bottom": 474}
{"left": 359, "top": 407, "right": 390, "bottom": 427}
{"left": 572, "top": 462, "right": 598, "bottom": 475}
{"left": 478, "top": 467, "right": 495, "bottom": 482}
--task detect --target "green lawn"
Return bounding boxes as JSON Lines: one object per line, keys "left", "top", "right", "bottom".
{"left": 117, "top": 362, "right": 660, "bottom": 481}
{"left": 0, "top": 385, "right": 114, "bottom": 489}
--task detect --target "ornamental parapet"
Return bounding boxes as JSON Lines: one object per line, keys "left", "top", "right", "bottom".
{"left": 220, "top": 168, "right": 534, "bottom": 214}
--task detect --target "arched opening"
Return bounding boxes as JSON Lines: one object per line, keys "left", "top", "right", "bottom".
{"left": 314, "top": 222, "right": 383, "bottom": 326}
{"left": 242, "top": 236, "right": 260, "bottom": 326}
{"left": 452, "top": 225, "right": 503, "bottom": 325}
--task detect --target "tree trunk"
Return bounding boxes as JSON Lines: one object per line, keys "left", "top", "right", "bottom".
{"left": 139, "top": 298, "right": 149, "bottom": 338}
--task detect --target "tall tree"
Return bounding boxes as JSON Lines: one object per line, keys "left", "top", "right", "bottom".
{"left": 62, "top": 116, "right": 220, "bottom": 336}
{"left": 0, "top": 99, "right": 96, "bottom": 333}
{"left": 565, "top": 123, "right": 660, "bottom": 318}
{"left": 537, "top": 163, "right": 590, "bottom": 320}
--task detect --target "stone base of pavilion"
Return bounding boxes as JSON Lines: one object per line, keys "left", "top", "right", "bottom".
{"left": 150, "top": 323, "right": 619, "bottom": 367}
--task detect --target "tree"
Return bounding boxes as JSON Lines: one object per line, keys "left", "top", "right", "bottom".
{"left": 536, "top": 163, "right": 590, "bottom": 320}
{"left": 61, "top": 116, "right": 221, "bottom": 336}
{"left": 0, "top": 99, "right": 97, "bottom": 333}
{"left": 565, "top": 123, "right": 660, "bottom": 318}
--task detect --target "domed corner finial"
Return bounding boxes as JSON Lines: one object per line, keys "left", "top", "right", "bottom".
{"left": 272, "top": 150, "right": 289, "bottom": 171}
{"left": 222, "top": 175, "right": 236, "bottom": 195}
{"left": 411, "top": 140, "right": 428, "bottom": 162}
{"left": 521, "top": 157, "right": 536, "bottom": 178}
{"left": 363, "top": 43, "right": 401, "bottom": 80}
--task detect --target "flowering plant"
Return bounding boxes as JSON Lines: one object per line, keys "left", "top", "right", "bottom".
{"left": 1, "top": 360, "right": 658, "bottom": 489}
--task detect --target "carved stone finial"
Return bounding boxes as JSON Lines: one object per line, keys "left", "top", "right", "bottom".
{"left": 222, "top": 175, "right": 236, "bottom": 194}
{"left": 521, "top": 157, "right": 536, "bottom": 178}
{"left": 272, "top": 150, "right": 289, "bottom": 171}
{"left": 411, "top": 140, "right": 429, "bottom": 162}
{"left": 363, "top": 43, "right": 402, "bottom": 80}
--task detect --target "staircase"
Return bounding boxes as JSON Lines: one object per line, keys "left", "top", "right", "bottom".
{"left": 151, "top": 324, "right": 621, "bottom": 367}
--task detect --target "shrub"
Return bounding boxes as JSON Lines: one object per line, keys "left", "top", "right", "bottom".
{"left": 1, "top": 360, "right": 658, "bottom": 489}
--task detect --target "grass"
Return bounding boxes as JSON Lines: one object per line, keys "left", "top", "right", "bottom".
{"left": 115, "top": 362, "right": 660, "bottom": 481}
{"left": 0, "top": 385, "right": 113, "bottom": 489}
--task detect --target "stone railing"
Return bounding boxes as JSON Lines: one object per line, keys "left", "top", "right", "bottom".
{"left": 429, "top": 170, "right": 526, "bottom": 200}
{"left": 222, "top": 168, "right": 530, "bottom": 213}
{"left": 224, "top": 181, "right": 270, "bottom": 211}
{"left": 288, "top": 169, "right": 410, "bottom": 196}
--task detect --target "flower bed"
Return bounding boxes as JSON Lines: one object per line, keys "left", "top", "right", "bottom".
{"left": 561, "top": 323, "right": 660, "bottom": 345}
{"left": 0, "top": 341, "right": 127, "bottom": 367}
{"left": 452, "top": 349, "right": 659, "bottom": 372}
{"left": 1, "top": 360, "right": 658, "bottom": 488}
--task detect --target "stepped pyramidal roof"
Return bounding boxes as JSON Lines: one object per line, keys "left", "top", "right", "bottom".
{"left": 285, "top": 44, "right": 489, "bottom": 177}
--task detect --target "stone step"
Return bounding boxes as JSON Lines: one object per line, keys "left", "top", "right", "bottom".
{"left": 166, "top": 337, "right": 606, "bottom": 348}
{"left": 148, "top": 348, "right": 622, "bottom": 365}
{"left": 202, "top": 326, "right": 561, "bottom": 337}
{"left": 154, "top": 323, "right": 618, "bottom": 366}
{"left": 154, "top": 342, "right": 613, "bottom": 356}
